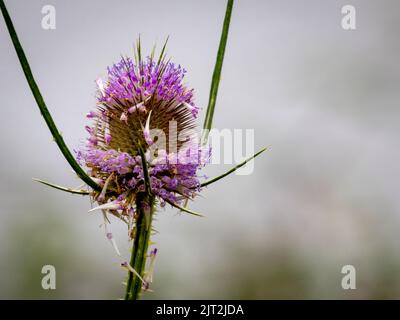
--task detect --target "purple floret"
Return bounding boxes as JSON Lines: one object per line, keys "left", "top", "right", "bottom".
{"left": 78, "top": 51, "right": 210, "bottom": 217}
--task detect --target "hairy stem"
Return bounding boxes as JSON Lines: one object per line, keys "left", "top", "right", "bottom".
{"left": 125, "top": 194, "right": 155, "bottom": 300}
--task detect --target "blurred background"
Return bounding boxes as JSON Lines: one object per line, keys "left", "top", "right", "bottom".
{"left": 1, "top": 0, "right": 400, "bottom": 299}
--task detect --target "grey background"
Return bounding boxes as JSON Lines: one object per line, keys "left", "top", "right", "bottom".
{"left": 0, "top": 0, "right": 399, "bottom": 299}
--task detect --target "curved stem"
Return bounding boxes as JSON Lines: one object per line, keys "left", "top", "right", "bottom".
{"left": 0, "top": 0, "right": 100, "bottom": 191}
{"left": 199, "top": 147, "right": 268, "bottom": 188}
{"left": 125, "top": 194, "right": 155, "bottom": 300}
{"left": 165, "top": 199, "right": 203, "bottom": 217}
{"left": 201, "top": 0, "right": 234, "bottom": 144}
{"left": 32, "top": 178, "right": 90, "bottom": 195}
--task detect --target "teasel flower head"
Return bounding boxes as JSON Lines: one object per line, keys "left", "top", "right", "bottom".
{"left": 77, "top": 43, "right": 210, "bottom": 233}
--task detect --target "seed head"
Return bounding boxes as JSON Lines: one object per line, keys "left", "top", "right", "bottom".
{"left": 77, "top": 43, "right": 210, "bottom": 227}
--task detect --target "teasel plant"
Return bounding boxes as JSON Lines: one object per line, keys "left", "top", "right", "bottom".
{"left": 1, "top": 0, "right": 266, "bottom": 300}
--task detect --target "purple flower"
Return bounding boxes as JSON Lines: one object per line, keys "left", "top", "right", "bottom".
{"left": 78, "top": 48, "right": 210, "bottom": 222}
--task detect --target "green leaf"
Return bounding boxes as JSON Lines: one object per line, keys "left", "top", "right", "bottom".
{"left": 165, "top": 199, "right": 204, "bottom": 217}
{"left": 0, "top": 0, "right": 101, "bottom": 191}
{"left": 201, "top": 0, "right": 234, "bottom": 144}
{"left": 199, "top": 147, "right": 268, "bottom": 188}
{"left": 32, "top": 178, "right": 90, "bottom": 195}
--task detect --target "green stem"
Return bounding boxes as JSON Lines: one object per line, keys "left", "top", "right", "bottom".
{"left": 201, "top": 0, "right": 234, "bottom": 144}
{"left": 0, "top": 0, "right": 100, "bottom": 191}
{"left": 125, "top": 194, "right": 155, "bottom": 300}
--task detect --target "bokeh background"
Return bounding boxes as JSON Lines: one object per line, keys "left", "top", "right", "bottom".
{"left": 1, "top": 0, "right": 400, "bottom": 299}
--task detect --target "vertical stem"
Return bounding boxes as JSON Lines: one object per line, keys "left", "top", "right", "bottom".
{"left": 201, "top": 0, "right": 234, "bottom": 144}
{"left": 125, "top": 194, "right": 155, "bottom": 300}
